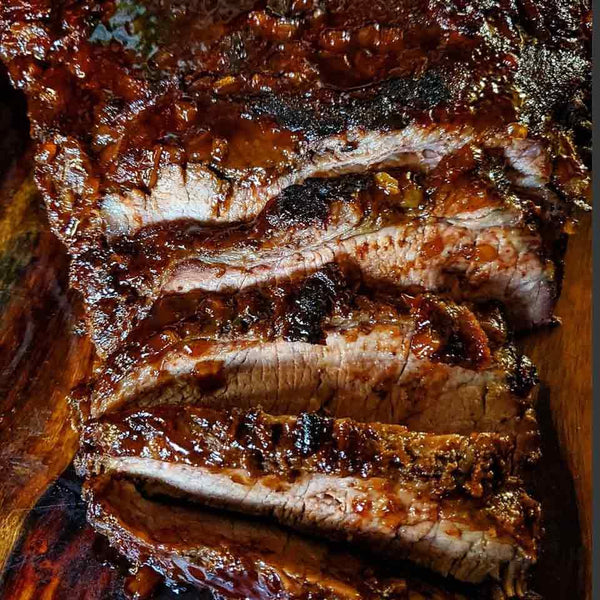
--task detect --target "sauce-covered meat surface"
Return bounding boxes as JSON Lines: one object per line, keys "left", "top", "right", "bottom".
{"left": 0, "top": 1, "right": 591, "bottom": 597}
{"left": 0, "top": 0, "right": 591, "bottom": 245}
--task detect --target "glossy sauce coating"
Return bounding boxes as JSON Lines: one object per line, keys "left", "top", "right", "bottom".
{"left": 0, "top": 0, "right": 591, "bottom": 246}
{"left": 71, "top": 144, "right": 565, "bottom": 358}
{"left": 85, "top": 476, "right": 486, "bottom": 600}
{"left": 87, "top": 264, "right": 509, "bottom": 412}
{"left": 81, "top": 407, "right": 519, "bottom": 496}
{"left": 79, "top": 408, "right": 540, "bottom": 560}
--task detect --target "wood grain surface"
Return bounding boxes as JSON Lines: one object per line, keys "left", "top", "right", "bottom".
{"left": 522, "top": 212, "right": 593, "bottom": 599}
{"left": 0, "top": 102, "right": 592, "bottom": 597}
{"left": 0, "top": 155, "right": 94, "bottom": 575}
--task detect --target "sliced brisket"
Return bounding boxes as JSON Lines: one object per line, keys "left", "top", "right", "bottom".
{"left": 84, "top": 476, "right": 493, "bottom": 600}
{"left": 75, "top": 150, "right": 564, "bottom": 357}
{"left": 0, "top": 1, "right": 590, "bottom": 246}
{"left": 82, "top": 270, "right": 538, "bottom": 460}
{"left": 0, "top": 2, "right": 577, "bottom": 595}
{"left": 78, "top": 408, "right": 540, "bottom": 587}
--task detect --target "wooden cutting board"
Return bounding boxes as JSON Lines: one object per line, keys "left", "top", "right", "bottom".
{"left": 0, "top": 145, "right": 591, "bottom": 596}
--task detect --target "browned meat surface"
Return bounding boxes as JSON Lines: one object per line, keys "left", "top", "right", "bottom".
{"left": 1, "top": 1, "right": 585, "bottom": 595}
{"left": 88, "top": 331, "right": 538, "bottom": 449}
{"left": 78, "top": 408, "right": 540, "bottom": 587}
{"left": 84, "top": 218, "right": 557, "bottom": 357}
{"left": 81, "top": 268, "right": 538, "bottom": 458}
{"left": 0, "top": 0, "right": 590, "bottom": 249}
{"left": 72, "top": 148, "right": 565, "bottom": 357}
{"left": 84, "top": 476, "right": 514, "bottom": 599}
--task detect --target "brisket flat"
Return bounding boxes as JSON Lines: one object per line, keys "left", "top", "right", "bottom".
{"left": 73, "top": 148, "right": 564, "bottom": 357}
{"left": 0, "top": 2, "right": 578, "bottom": 595}
{"left": 78, "top": 408, "right": 540, "bottom": 587}
{"left": 0, "top": 1, "right": 590, "bottom": 247}
{"left": 82, "top": 267, "right": 538, "bottom": 460}
{"left": 84, "top": 476, "right": 497, "bottom": 599}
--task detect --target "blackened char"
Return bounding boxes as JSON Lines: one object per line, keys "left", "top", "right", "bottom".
{"left": 294, "top": 412, "right": 334, "bottom": 456}
{"left": 265, "top": 175, "right": 372, "bottom": 229}
{"left": 249, "top": 73, "right": 451, "bottom": 139}
{"left": 284, "top": 267, "right": 350, "bottom": 343}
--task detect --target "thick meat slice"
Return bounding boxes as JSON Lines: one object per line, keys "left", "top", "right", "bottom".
{"left": 79, "top": 409, "right": 540, "bottom": 587}
{"left": 83, "top": 273, "right": 538, "bottom": 459}
{"left": 88, "top": 328, "right": 538, "bottom": 447}
{"left": 76, "top": 152, "right": 564, "bottom": 358}
{"left": 93, "top": 132, "right": 551, "bottom": 238}
{"left": 84, "top": 476, "right": 492, "bottom": 600}
{"left": 165, "top": 225, "right": 555, "bottom": 319}
{"left": 82, "top": 221, "right": 557, "bottom": 358}
{"left": 0, "top": 1, "right": 590, "bottom": 246}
